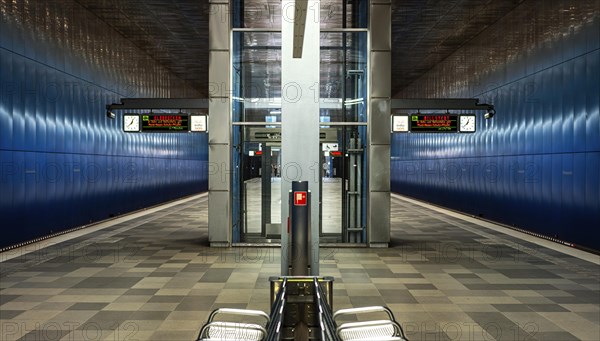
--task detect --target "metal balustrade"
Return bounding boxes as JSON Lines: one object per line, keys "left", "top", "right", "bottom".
{"left": 333, "top": 306, "right": 407, "bottom": 341}
{"left": 197, "top": 308, "right": 270, "bottom": 341}
{"left": 196, "top": 277, "right": 407, "bottom": 341}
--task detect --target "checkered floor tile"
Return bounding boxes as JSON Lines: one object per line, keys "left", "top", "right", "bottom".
{"left": 1, "top": 194, "right": 598, "bottom": 340}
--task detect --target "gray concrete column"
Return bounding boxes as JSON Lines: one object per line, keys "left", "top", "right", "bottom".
{"left": 281, "top": 0, "right": 321, "bottom": 275}
{"left": 368, "top": 0, "right": 391, "bottom": 247}
{"left": 208, "top": 0, "right": 231, "bottom": 247}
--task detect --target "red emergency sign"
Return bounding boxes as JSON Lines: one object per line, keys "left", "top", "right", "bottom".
{"left": 293, "top": 191, "right": 307, "bottom": 206}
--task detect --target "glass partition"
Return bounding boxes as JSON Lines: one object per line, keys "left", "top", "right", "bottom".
{"left": 231, "top": 1, "right": 368, "bottom": 244}
{"left": 232, "top": 0, "right": 368, "bottom": 29}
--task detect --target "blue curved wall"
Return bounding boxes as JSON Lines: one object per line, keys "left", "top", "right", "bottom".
{"left": 0, "top": 2, "right": 208, "bottom": 248}
{"left": 392, "top": 2, "right": 599, "bottom": 251}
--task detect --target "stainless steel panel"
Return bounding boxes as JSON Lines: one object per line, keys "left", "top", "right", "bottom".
{"left": 208, "top": 100, "right": 231, "bottom": 144}
{"left": 368, "top": 191, "right": 390, "bottom": 244}
{"left": 370, "top": 4, "right": 391, "bottom": 51}
{"left": 370, "top": 51, "right": 391, "bottom": 98}
{"left": 209, "top": 51, "right": 230, "bottom": 97}
{"left": 207, "top": 0, "right": 231, "bottom": 246}
{"left": 369, "top": 145, "right": 390, "bottom": 192}
{"left": 369, "top": 99, "right": 391, "bottom": 145}
{"left": 209, "top": 4, "right": 230, "bottom": 51}
{"left": 208, "top": 144, "right": 231, "bottom": 191}
{"left": 281, "top": 0, "right": 321, "bottom": 275}
{"left": 209, "top": 191, "right": 230, "bottom": 245}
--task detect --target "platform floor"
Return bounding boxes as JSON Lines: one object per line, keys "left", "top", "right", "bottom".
{"left": 1, "top": 193, "right": 599, "bottom": 340}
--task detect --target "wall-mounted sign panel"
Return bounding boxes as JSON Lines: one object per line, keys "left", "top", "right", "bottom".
{"left": 141, "top": 114, "right": 189, "bottom": 132}
{"left": 190, "top": 115, "right": 208, "bottom": 132}
{"left": 123, "top": 113, "right": 208, "bottom": 133}
{"left": 247, "top": 128, "right": 338, "bottom": 143}
{"left": 322, "top": 143, "right": 339, "bottom": 151}
{"left": 410, "top": 114, "right": 458, "bottom": 132}
{"left": 391, "top": 113, "right": 477, "bottom": 133}
{"left": 392, "top": 115, "right": 409, "bottom": 132}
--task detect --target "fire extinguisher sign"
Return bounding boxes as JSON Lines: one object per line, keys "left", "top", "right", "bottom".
{"left": 294, "top": 191, "right": 307, "bottom": 206}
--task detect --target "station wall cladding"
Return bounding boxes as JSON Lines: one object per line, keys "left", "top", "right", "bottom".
{"left": 391, "top": 1, "right": 600, "bottom": 251}
{"left": 0, "top": 1, "right": 208, "bottom": 248}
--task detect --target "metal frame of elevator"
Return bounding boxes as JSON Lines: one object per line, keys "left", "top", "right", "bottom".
{"left": 230, "top": 1, "right": 370, "bottom": 247}
{"left": 340, "top": 0, "right": 368, "bottom": 244}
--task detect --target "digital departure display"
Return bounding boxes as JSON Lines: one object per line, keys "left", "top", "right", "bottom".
{"left": 141, "top": 114, "right": 189, "bottom": 132}
{"left": 410, "top": 114, "right": 458, "bottom": 132}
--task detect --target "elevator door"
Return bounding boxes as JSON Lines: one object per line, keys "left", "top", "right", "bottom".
{"left": 240, "top": 132, "right": 282, "bottom": 242}
{"left": 319, "top": 126, "right": 366, "bottom": 243}
{"left": 236, "top": 125, "right": 365, "bottom": 244}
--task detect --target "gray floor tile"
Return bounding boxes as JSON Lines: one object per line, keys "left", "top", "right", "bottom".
{"left": 0, "top": 309, "right": 24, "bottom": 319}
{"left": 125, "top": 289, "right": 159, "bottom": 295}
{"left": 533, "top": 331, "right": 580, "bottom": 340}
{"left": 405, "top": 283, "right": 437, "bottom": 290}
{"left": 128, "top": 310, "right": 171, "bottom": 320}
{"left": 379, "top": 289, "right": 419, "bottom": 304}
{"left": 85, "top": 311, "right": 135, "bottom": 327}
{"left": 175, "top": 296, "right": 217, "bottom": 311}
{"left": 148, "top": 295, "right": 185, "bottom": 303}
{"left": 492, "top": 304, "right": 533, "bottom": 312}
{"left": 350, "top": 296, "right": 386, "bottom": 307}
{"left": 68, "top": 302, "right": 109, "bottom": 310}
{"left": 0, "top": 194, "right": 598, "bottom": 341}
{"left": 200, "top": 269, "right": 233, "bottom": 283}
{"left": 526, "top": 304, "right": 570, "bottom": 312}
{"left": 73, "top": 277, "right": 142, "bottom": 289}
{"left": 576, "top": 311, "right": 600, "bottom": 324}
{"left": 18, "top": 329, "right": 71, "bottom": 341}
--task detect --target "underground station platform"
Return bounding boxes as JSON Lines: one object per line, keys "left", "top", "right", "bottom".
{"left": 2, "top": 1, "right": 599, "bottom": 340}
{"left": 1, "top": 189, "right": 598, "bottom": 340}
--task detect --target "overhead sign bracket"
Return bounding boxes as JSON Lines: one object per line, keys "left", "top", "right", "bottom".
{"left": 106, "top": 98, "right": 209, "bottom": 111}
{"left": 391, "top": 98, "right": 494, "bottom": 111}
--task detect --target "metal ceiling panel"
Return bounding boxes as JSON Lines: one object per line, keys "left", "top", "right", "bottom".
{"left": 75, "top": 0, "right": 209, "bottom": 95}
{"left": 391, "top": 0, "right": 526, "bottom": 94}
{"left": 72, "top": 0, "right": 526, "bottom": 97}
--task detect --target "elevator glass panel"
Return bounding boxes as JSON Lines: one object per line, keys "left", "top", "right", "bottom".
{"left": 231, "top": 2, "right": 368, "bottom": 244}
{"left": 232, "top": 0, "right": 368, "bottom": 29}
